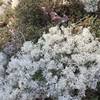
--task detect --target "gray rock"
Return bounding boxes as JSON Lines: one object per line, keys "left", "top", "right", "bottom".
{"left": 0, "top": 52, "right": 8, "bottom": 66}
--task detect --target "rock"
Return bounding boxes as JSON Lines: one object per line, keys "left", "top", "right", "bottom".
{"left": 0, "top": 52, "right": 8, "bottom": 66}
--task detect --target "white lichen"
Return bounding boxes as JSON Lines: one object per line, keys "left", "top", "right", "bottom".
{"left": 80, "top": 0, "right": 99, "bottom": 12}
{"left": 0, "top": 25, "right": 100, "bottom": 100}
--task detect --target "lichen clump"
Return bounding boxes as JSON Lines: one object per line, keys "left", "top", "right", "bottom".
{"left": 0, "top": 26, "right": 100, "bottom": 100}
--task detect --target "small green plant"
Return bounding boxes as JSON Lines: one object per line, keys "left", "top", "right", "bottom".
{"left": 32, "top": 69, "right": 46, "bottom": 82}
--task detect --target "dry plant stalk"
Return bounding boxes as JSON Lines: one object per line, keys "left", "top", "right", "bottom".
{"left": 41, "top": 0, "right": 69, "bottom": 9}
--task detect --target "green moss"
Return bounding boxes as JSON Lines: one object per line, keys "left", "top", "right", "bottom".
{"left": 91, "top": 97, "right": 98, "bottom": 100}
{"left": 91, "top": 17, "right": 100, "bottom": 38}
{"left": 32, "top": 69, "right": 46, "bottom": 82}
